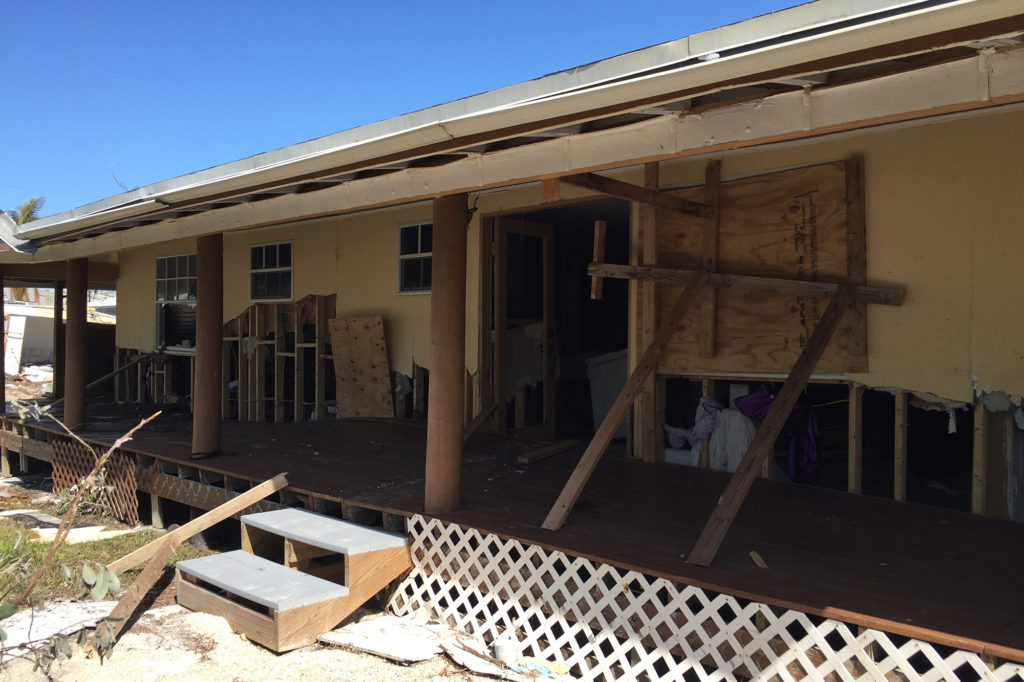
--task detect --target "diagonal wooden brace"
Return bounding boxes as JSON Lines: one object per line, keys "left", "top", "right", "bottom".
{"left": 542, "top": 271, "right": 709, "bottom": 531}
{"left": 685, "top": 285, "right": 856, "bottom": 566}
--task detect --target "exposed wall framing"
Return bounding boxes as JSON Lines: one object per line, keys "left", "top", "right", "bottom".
{"left": 223, "top": 294, "right": 336, "bottom": 423}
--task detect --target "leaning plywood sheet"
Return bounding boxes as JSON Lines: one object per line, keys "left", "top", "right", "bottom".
{"left": 657, "top": 161, "right": 853, "bottom": 374}
{"left": 329, "top": 316, "right": 394, "bottom": 418}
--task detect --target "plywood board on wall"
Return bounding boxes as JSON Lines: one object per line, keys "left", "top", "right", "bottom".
{"left": 656, "top": 161, "right": 853, "bottom": 375}
{"left": 329, "top": 316, "right": 394, "bottom": 418}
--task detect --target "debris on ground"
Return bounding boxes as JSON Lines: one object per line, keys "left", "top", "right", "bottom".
{"left": 0, "top": 600, "right": 116, "bottom": 656}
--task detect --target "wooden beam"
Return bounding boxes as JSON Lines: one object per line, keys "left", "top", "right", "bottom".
{"left": 588, "top": 263, "right": 904, "bottom": 306}
{"left": 700, "top": 379, "right": 714, "bottom": 469}
{"left": 1, "top": 261, "right": 118, "bottom": 288}
{"left": 700, "top": 160, "right": 722, "bottom": 358}
{"left": 542, "top": 271, "right": 708, "bottom": 531}
{"left": 848, "top": 384, "right": 864, "bottom": 494}
{"left": 686, "top": 285, "right": 855, "bottom": 566}
{"left": 972, "top": 403, "right": 987, "bottom": 515}
{"left": 638, "top": 162, "right": 659, "bottom": 463}
{"left": 590, "top": 220, "right": 606, "bottom": 300}
{"left": 560, "top": 173, "right": 710, "bottom": 219}
{"left": 845, "top": 155, "right": 868, "bottom": 370}
{"left": 541, "top": 178, "right": 560, "bottom": 202}
{"left": 518, "top": 439, "right": 579, "bottom": 464}
{"left": 894, "top": 391, "right": 908, "bottom": 502}
{"left": 463, "top": 402, "right": 497, "bottom": 444}
{"left": 104, "top": 534, "right": 183, "bottom": 644}
{"left": 109, "top": 472, "right": 288, "bottom": 574}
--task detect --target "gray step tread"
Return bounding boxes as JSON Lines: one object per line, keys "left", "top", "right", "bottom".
{"left": 241, "top": 508, "right": 407, "bottom": 555}
{"left": 176, "top": 550, "right": 349, "bottom": 611}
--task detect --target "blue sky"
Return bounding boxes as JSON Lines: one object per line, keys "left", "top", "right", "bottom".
{"left": 1, "top": 1, "right": 790, "bottom": 218}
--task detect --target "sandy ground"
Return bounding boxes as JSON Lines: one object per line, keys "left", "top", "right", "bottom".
{"left": 0, "top": 605, "right": 498, "bottom": 681}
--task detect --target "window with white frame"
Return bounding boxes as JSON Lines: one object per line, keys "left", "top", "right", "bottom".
{"left": 250, "top": 241, "right": 292, "bottom": 301}
{"left": 398, "top": 222, "right": 432, "bottom": 292}
{"left": 155, "top": 253, "right": 197, "bottom": 348}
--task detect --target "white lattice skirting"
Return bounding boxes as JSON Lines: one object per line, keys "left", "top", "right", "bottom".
{"left": 387, "top": 515, "right": 1024, "bottom": 681}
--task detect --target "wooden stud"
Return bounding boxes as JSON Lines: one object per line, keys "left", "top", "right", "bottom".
{"left": 560, "top": 172, "right": 709, "bottom": 219}
{"left": 700, "top": 160, "right": 721, "bottom": 358}
{"left": 514, "top": 388, "right": 526, "bottom": 430}
{"left": 464, "top": 370, "right": 474, "bottom": 426}
{"left": 591, "top": 220, "right": 606, "bottom": 300}
{"left": 700, "top": 379, "right": 714, "bottom": 469}
{"left": 315, "top": 296, "right": 329, "bottom": 421}
{"left": 542, "top": 271, "right": 708, "bottom": 531}
{"left": 972, "top": 402, "right": 987, "bottom": 515}
{"left": 274, "top": 305, "right": 285, "bottom": 423}
{"left": 542, "top": 224, "right": 556, "bottom": 440}
{"left": 493, "top": 220, "right": 508, "bottom": 434}
{"left": 638, "top": 162, "right": 659, "bottom": 464}
{"left": 686, "top": 285, "right": 855, "bottom": 566}
{"left": 848, "top": 384, "right": 865, "bottom": 494}
{"left": 589, "top": 263, "right": 904, "bottom": 306}
{"left": 478, "top": 218, "right": 494, "bottom": 429}
{"left": 845, "top": 156, "right": 868, "bottom": 371}
{"left": 894, "top": 391, "right": 908, "bottom": 503}
{"left": 294, "top": 313, "right": 306, "bottom": 423}
{"left": 541, "top": 177, "right": 560, "bottom": 202}
{"left": 518, "top": 439, "right": 579, "bottom": 464}
{"left": 412, "top": 364, "right": 427, "bottom": 416}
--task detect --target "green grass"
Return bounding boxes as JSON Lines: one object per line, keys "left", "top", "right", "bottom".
{"left": 0, "top": 517, "right": 212, "bottom": 603}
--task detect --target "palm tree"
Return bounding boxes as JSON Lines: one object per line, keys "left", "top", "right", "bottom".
{"left": 6, "top": 197, "right": 45, "bottom": 225}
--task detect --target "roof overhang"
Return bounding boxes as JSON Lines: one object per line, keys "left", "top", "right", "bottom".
{"left": 6, "top": 0, "right": 1024, "bottom": 256}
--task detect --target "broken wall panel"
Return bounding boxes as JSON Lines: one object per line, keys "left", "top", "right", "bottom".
{"left": 656, "top": 161, "right": 854, "bottom": 375}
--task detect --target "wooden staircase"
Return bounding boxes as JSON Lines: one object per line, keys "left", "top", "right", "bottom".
{"left": 175, "top": 508, "right": 412, "bottom": 652}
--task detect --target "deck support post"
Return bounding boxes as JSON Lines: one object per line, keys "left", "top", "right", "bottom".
{"left": 193, "top": 234, "right": 223, "bottom": 455}
{"left": 424, "top": 193, "right": 468, "bottom": 515}
{"left": 150, "top": 493, "right": 165, "bottom": 530}
{"left": 64, "top": 258, "right": 88, "bottom": 429}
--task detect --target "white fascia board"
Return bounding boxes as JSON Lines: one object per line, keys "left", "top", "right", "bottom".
{"left": 13, "top": 45, "right": 1023, "bottom": 265}
{"left": 14, "top": 0, "right": 1023, "bottom": 244}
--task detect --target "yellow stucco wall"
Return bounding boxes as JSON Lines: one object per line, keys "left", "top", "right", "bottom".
{"left": 116, "top": 203, "right": 481, "bottom": 378}
{"left": 117, "top": 107, "right": 1024, "bottom": 403}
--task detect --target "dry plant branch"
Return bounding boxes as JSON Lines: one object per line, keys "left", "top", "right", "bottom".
{"left": 2, "top": 411, "right": 162, "bottom": 606}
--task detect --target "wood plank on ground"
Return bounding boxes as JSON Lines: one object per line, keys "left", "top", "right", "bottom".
{"left": 329, "top": 316, "right": 394, "bottom": 418}
{"left": 518, "top": 440, "right": 579, "bottom": 464}
{"left": 685, "top": 285, "right": 855, "bottom": 566}
{"left": 541, "top": 272, "right": 708, "bottom": 531}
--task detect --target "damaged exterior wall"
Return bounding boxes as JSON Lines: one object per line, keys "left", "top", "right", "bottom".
{"left": 116, "top": 107, "right": 1024, "bottom": 405}
{"left": 649, "top": 107, "right": 1024, "bottom": 405}
{"left": 116, "top": 204, "right": 482, "bottom": 378}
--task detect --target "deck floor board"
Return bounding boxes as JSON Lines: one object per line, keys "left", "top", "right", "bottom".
{"left": 31, "top": 415, "right": 1024, "bottom": 660}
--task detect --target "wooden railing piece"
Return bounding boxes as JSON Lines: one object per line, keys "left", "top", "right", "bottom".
{"left": 560, "top": 173, "right": 710, "bottom": 219}
{"left": 588, "top": 263, "right": 904, "bottom": 306}
{"left": 685, "top": 285, "right": 855, "bottom": 566}
{"left": 541, "top": 272, "right": 708, "bottom": 531}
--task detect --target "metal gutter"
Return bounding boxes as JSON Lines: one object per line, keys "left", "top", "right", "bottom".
{"left": 14, "top": 0, "right": 1020, "bottom": 245}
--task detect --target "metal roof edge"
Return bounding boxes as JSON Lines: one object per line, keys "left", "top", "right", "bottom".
{"left": 13, "top": 0, "right": 1000, "bottom": 243}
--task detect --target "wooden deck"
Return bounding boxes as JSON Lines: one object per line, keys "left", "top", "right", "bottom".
{"left": 30, "top": 415, "right": 1024, "bottom": 662}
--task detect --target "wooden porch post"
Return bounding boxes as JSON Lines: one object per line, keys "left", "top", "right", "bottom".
{"left": 424, "top": 193, "right": 468, "bottom": 514}
{"left": 192, "top": 234, "right": 223, "bottom": 455}
{"left": 64, "top": 258, "right": 88, "bottom": 428}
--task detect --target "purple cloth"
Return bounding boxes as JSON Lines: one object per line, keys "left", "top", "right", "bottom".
{"left": 733, "top": 386, "right": 819, "bottom": 480}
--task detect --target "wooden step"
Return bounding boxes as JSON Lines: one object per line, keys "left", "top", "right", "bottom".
{"left": 241, "top": 508, "right": 407, "bottom": 555}
{"left": 175, "top": 550, "right": 354, "bottom": 652}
